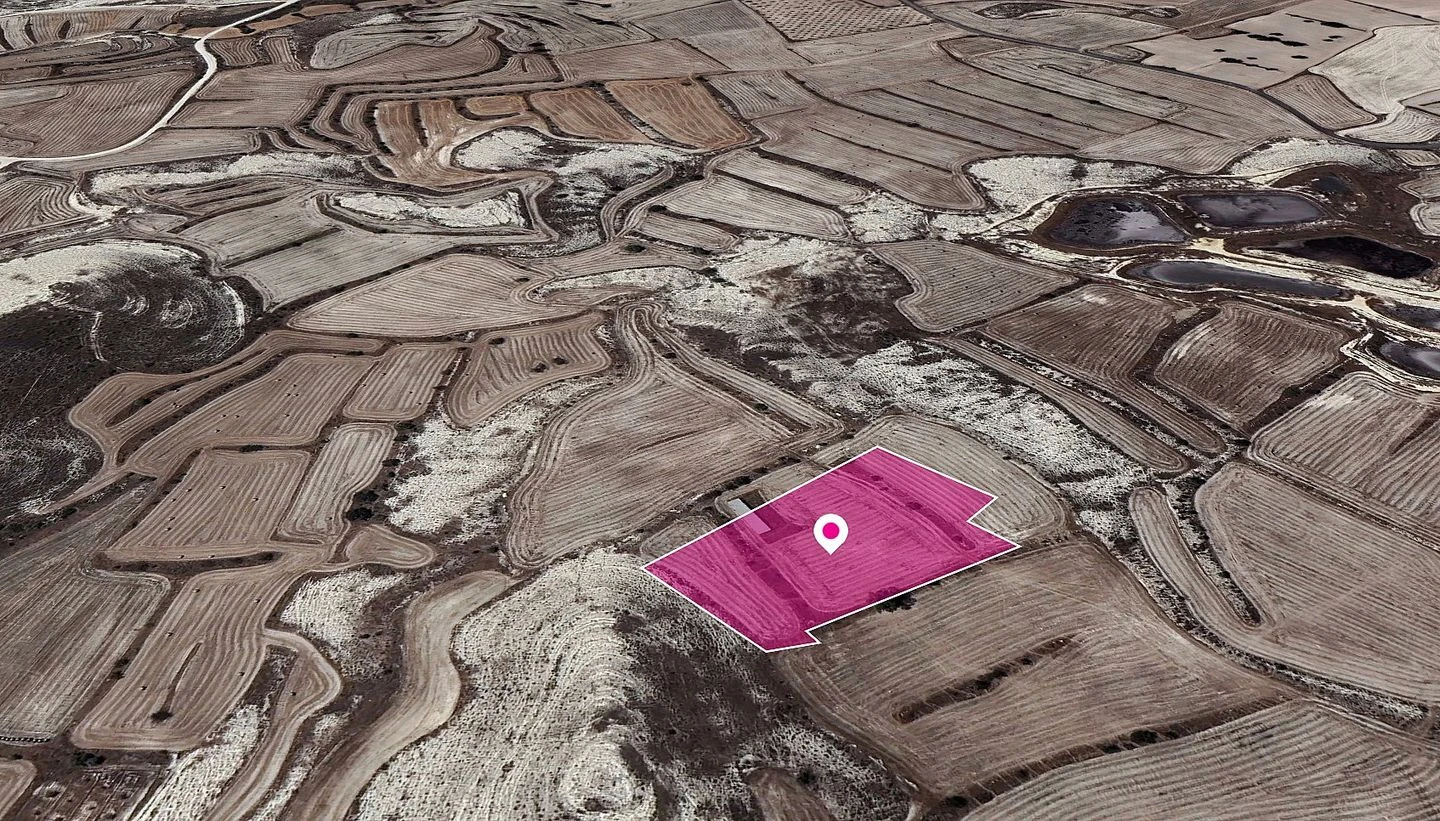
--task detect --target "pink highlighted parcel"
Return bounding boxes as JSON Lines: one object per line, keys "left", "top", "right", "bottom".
{"left": 644, "top": 447, "right": 1018, "bottom": 651}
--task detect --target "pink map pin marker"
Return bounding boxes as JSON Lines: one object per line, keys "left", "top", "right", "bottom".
{"left": 814, "top": 513, "right": 848, "bottom": 555}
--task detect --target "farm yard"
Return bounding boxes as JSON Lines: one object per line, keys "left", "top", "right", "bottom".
{"left": 1, "top": 0, "right": 1440, "bottom": 817}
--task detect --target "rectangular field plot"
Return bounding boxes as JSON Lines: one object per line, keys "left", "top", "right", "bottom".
{"left": 1153, "top": 302, "right": 1349, "bottom": 430}
{"left": 109, "top": 449, "right": 310, "bottom": 562}
{"left": 970, "top": 701, "right": 1440, "bottom": 819}
{"left": 872, "top": 241, "right": 1075, "bottom": 333}
{"left": 1249, "top": 371, "right": 1440, "bottom": 532}
{"left": 776, "top": 538, "right": 1286, "bottom": 798}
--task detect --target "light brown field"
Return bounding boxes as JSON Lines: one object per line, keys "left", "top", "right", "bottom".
{"left": 0, "top": 488, "right": 167, "bottom": 743}
{"left": 658, "top": 174, "right": 848, "bottom": 239}
{"left": 750, "top": 104, "right": 988, "bottom": 210}
{"left": 344, "top": 343, "right": 458, "bottom": 423}
{"left": 124, "top": 352, "right": 377, "bottom": 478}
{"left": 65, "top": 330, "right": 383, "bottom": 496}
{"left": 0, "top": 69, "right": 195, "bottom": 157}
{"left": 964, "top": 46, "right": 1318, "bottom": 171}
{"left": 286, "top": 571, "right": 510, "bottom": 821}
{"left": 712, "top": 150, "right": 867, "bottom": 206}
{"left": 168, "top": 180, "right": 339, "bottom": 263}
{"left": 971, "top": 700, "right": 1440, "bottom": 820}
{"left": 606, "top": 78, "right": 749, "bottom": 150}
{"left": 337, "top": 524, "right": 437, "bottom": 570}
{"left": 307, "top": 15, "right": 478, "bottom": 70}
{"left": 0, "top": 175, "right": 87, "bottom": 242}
{"left": 1249, "top": 372, "right": 1440, "bottom": 532}
{"left": 872, "top": 241, "right": 1076, "bottom": 333}
{"left": 741, "top": 0, "right": 926, "bottom": 42}
{"left": 278, "top": 423, "right": 393, "bottom": 544}
{"left": 777, "top": 538, "right": 1287, "bottom": 798}
{"left": 205, "top": 630, "right": 342, "bottom": 821}
{"left": 1136, "top": 463, "right": 1440, "bottom": 702}
{"left": 635, "top": 210, "right": 740, "bottom": 252}
{"left": 939, "top": 337, "right": 1188, "bottom": 474}
{"left": 1152, "top": 302, "right": 1349, "bottom": 430}
{"left": 444, "top": 313, "right": 612, "bottom": 428}
{"left": 1268, "top": 74, "right": 1378, "bottom": 131}
{"left": 529, "top": 87, "right": 649, "bottom": 143}
{"left": 110, "top": 449, "right": 311, "bottom": 562}
{"left": 984, "top": 284, "right": 1225, "bottom": 453}
{"left": 230, "top": 227, "right": 463, "bottom": 309}
{"left": 71, "top": 551, "right": 323, "bottom": 751}
{"left": 841, "top": 88, "right": 1066, "bottom": 153}
{"left": 554, "top": 40, "right": 724, "bottom": 80}
{"left": 731, "top": 413, "right": 1069, "bottom": 544}
{"left": 504, "top": 304, "right": 797, "bottom": 570}
{"left": 523, "top": 239, "right": 707, "bottom": 280}
{"left": 1312, "top": 24, "right": 1440, "bottom": 143}
{"left": 287, "top": 253, "right": 576, "bottom": 337}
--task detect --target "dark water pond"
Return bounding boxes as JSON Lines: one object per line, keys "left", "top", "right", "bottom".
{"left": 1261, "top": 236, "right": 1433, "bottom": 279}
{"left": 1379, "top": 340, "right": 1440, "bottom": 378}
{"left": 1045, "top": 197, "right": 1186, "bottom": 248}
{"left": 1180, "top": 193, "right": 1323, "bottom": 227}
{"left": 1127, "top": 259, "right": 1348, "bottom": 299}
{"left": 1377, "top": 303, "right": 1440, "bottom": 331}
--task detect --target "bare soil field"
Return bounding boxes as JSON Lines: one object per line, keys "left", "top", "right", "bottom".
{"left": 344, "top": 344, "right": 459, "bottom": 423}
{"left": 872, "top": 241, "right": 1076, "bottom": 333}
{"left": 970, "top": 700, "right": 1440, "bottom": 820}
{"left": 66, "top": 330, "right": 384, "bottom": 494}
{"left": 287, "top": 253, "right": 577, "bottom": 337}
{"left": 658, "top": 174, "right": 849, "bottom": 240}
{"left": 0, "top": 488, "right": 167, "bottom": 743}
{"left": 110, "top": 449, "right": 311, "bottom": 561}
{"left": 1137, "top": 464, "right": 1440, "bottom": 702}
{"left": 983, "top": 285, "right": 1226, "bottom": 453}
{"left": 1249, "top": 372, "right": 1440, "bottom": 532}
{"left": 444, "top": 314, "right": 613, "bottom": 428}
{"left": 278, "top": 423, "right": 393, "bottom": 543}
{"left": 777, "top": 538, "right": 1288, "bottom": 802}
{"left": 72, "top": 551, "right": 324, "bottom": 750}
{"left": 123, "top": 352, "right": 377, "bottom": 478}
{"left": 606, "top": 78, "right": 751, "bottom": 150}
{"left": 1153, "top": 302, "right": 1350, "bottom": 430}
{"left": 504, "top": 305, "right": 796, "bottom": 570}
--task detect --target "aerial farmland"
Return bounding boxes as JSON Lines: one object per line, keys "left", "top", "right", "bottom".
{"left": 1, "top": 0, "right": 1440, "bottom": 818}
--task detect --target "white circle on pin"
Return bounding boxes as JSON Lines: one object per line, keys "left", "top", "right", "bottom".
{"left": 814, "top": 513, "right": 848, "bottom": 555}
